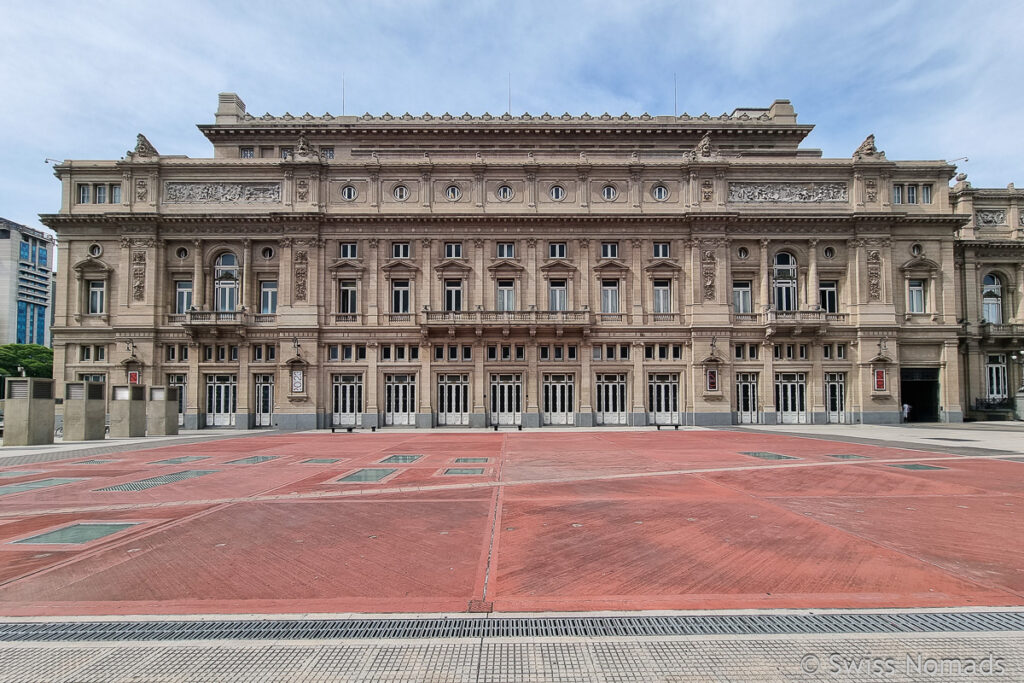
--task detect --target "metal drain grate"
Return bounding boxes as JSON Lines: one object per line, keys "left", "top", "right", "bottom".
{"left": 381, "top": 455, "right": 422, "bottom": 464}
{"left": 13, "top": 522, "right": 138, "bottom": 545}
{"left": 741, "top": 452, "right": 798, "bottom": 460}
{"left": 824, "top": 454, "right": 867, "bottom": 460}
{"left": 226, "top": 456, "right": 277, "bottom": 465}
{"left": 455, "top": 458, "right": 488, "bottom": 463}
{"left": 338, "top": 468, "right": 395, "bottom": 483}
{"left": 445, "top": 468, "right": 485, "bottom": 475}
{"left": 304, "top": 458, "right": 341, "bottom": 464}
{"left": 1, "top": 611, "right": 1021, "bottom": 642}
{"left": 97, "top": 470, "right": 218, "bottom": 492}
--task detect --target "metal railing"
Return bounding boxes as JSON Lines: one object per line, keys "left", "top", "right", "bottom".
{"left": 422, "top": 310, "right": 591, "bottom": 325}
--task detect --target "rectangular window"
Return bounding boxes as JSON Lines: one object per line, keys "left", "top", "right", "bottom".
{"left": 435, "top": 345, "right": 444, "bottom": 361}
{"left": 733, "top": 281, "right": 752, "bottom": 313}
{"left": 343, "top": 345, "right": 353, "bottom": 361}
{"left": 391, "top": 279, "right": 410, "bottom": 313}
{"left": 19, "top": 241, "right": 30, "bottom": 261}
{"left": 798, "top": 344, "right": 807, "bottom": 360}
{"left": 672, "top": 344, "right": 681, "bottom": 360}
{"left": 382, "top": 345, "right": 392, "bottom": 361}
{"left": 501, "top": 345, "right": 511, "bottom": 360}
{"left": 735, "top": 345, "right": 744, "bottom": 360}
{"left": 908, "top": 279, "right": 925, "bottom": 313}
{"left": 88, "top": 280, "right": 105, "bottom": 314}
{"left": 785, "top": 344, "right": 794, "bottom": 360}
{"left": 774, "top": 345, "right": 782, "bottom": 360}
{"left": 893, "top": 184, "right": 903, "bottom": 204}
{"left": 620, "top": 344, "right": 630, "bottom": 360}
{"left": 567, "top": 346, "right": 577, "bottom": 360}
{"left": 497, "top": 279, "right": 515, "bottom": 311}
{"left": 339, "top": 280, "right": 358, "bottom": 314}
{"left": 748, "top": 344, "right": 758, "bottom": 360}
{"left": 392, "top": 242, "right": 410, "bottom": 259}
{"left": 823, "top": 345, "right": 832, "bottom": 359}
{"left": 646, "top": 345, "right": 655, "bottom": 360}
{"left": 515, "top": 345, "right": 525, "bottom": 361}
{"left": 837, "top": 344, "right": 846, "bottom": 359}
{"left": 110, "top": 184, "right": 121, "bottom": 203}
{"left": 553, "top": 345, "right": 564, "bottom": 361}
{"left": 329, "top": 345, "right": 340, "bottom": 361}
{"left": 921, "top": 184, "right": 932, "bottom": 204}
{"left": 77, "top": 184, "right": 90, "bottom": 204}
{"left": 181, "top": 345, "right": 189, "bottom": 361}
{"left": 356, "top": 345, "right": 365, "bottom": 360}
{"left": 259, "top": 281, "right": 278, "bottom": 314}
{"left": 653, "top": 242, "right": 670, "bottom": 258}
{"left": 548, "top": 280, "right": 567, "bottom": 311}
{"left": 230, "top": 346, "right": 238, "bottom": 361}
{"left": 540, "top": 345, "right": 550, "bottom": 361}
{"left": 95, "top": 345, "right": 105, "bottom": 361}
{"left": 445, "top": 242, "right": 463, "bottom": 259}
{"left": 320, "top": 147, "right": 335, "bottom": 160}
{"left": 497, "top": 242, "right": 515, "bottom": 258}
{"left": 653, "top": 280, "right": 671, "bottom": 313}
{"left": 463, "top": 345, "right": 472, "bottom": 361}
{"left": 80, "top": 345, "right": 92, "bottom": 361}
{"left": 94, "top": 184, "right": 106, "bottom": 204}
{"left": 488, "top": 344, "right": 497, "bottom": 360}
{"left": 267, "top": 345, "right": 276, "bottom": 361}
{"left": 280, "top": 147, "right": 293, "bottom": 159}
{"left": 906, "top": 184, "right": 917, "bottom": 204}
{"left": 986, "top": 354, "right": 1008, "bottom": 399}
{"left": 444, "top": 279, "right": 463, "bottom": 312}
{"left": 217, "top": 345, "right": 226, "bottom": 362}
{"left": 548, "top": 242, "right": 566, "bottom": 259}
{"left": 818, "top": 281, "right": 838, "bottom": 313}
{"left": 593, "top": 346, "right": 602, "bottom": 361}
{"left": 166, "top": 345, "right": 177, "bottom": 362}
{"left": 254, "top": 345, "right": 264, "bottom": 361}
{"left": 601, "top": 242, "right": 618, "bottom": 259}
{"left": 601, "top": 280, "right": 620, "bottom": 313}
{"left": 396, "top": 345, "right": 406, "bottom": 360}
{"left": 204, "top": 345, "right": 213, "bottom": 361}
{"left": 448, "top": 345, "right": 458, "bottom": 361}
{"left": 339, "top": 242, "right": 358, "bottom": 259}
{"left": 240, "top": 146, "right": 255, "bottom": 159}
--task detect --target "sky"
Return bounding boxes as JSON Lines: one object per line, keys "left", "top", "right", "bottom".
{"left": 2, "top": 0, "right": 1023, "bottom": 238}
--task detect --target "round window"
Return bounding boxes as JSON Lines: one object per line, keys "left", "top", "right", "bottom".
{"left": 823, "top": 246, "right": 836, "bottom": 259}
{"left": 549, "top": 185, "right": 566, "bottom": 201}
{"left": 393, "top": 184, "right": 409, "bottom": 201}
{"left": 261, "top": 246, "right": 275, "bottom": 259}
{"left": 601, "top": 185, "right": 617, "bottom": 201}
{"left": 737, "top": 246, "right": 749, "bottom": 259}
{"left": 652, "top": 184, "right": 668, "bottom": 201}
{"left": 911, "top": 243, "right": 923, "bottom": 256}
{"left": 88, "top": 243, "right": 103, "bottom": 257}
{"left": 445, "top": 185, "right": 461, "bottom": 201}
{"left": 341, "top": 185, "right": 357, "bottom": 201}
{"left": 174, "top": 246, "right": 188, "bottom": 259}
{"left": 496, "top": 185, "right": 514, "bottom": 201}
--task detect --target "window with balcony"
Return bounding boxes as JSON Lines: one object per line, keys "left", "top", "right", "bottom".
{"left": 601, "top": 242, "right": 618, "bottom": 259}
{"left": 392, "top": 242, "right": 410, "bottom": 259}
{"left": 214, "top": 252, "right": 239, "bottom": 312}
{"left": 908, "top": 279, "right": 926, "bottom": 313}
{"left": 819, "top": 281, "right": 838, "bottom": 313}
{"left": 548, "top": 280, "right": 567, "bottom": 311}
{"left": 391, "top": 279, "right": 410, "bottom": 313}
{"left": 496, "top": 279, "right": 515, "bottom": 311}
{"left": 339, "top": 280, "right": 358, "bottom": 314}
{"left": 549, "top": 242, "right": 566, "bottom": 259}
{"left": 497, "top": 242, "right": 515, "bottom": 258}
{"left": 982, "top": 273, "right": 1003, "bottom": 323}
{"left": 601, "top": 279, "right": 620, "bottom": 313}
{"left": 445, "top": 279, "right": 463, "bottom": 312}
{"left": 773, "top": 252, "right": 797, "bottom": 311}
{"left": 732, "top": 281, "right": 752, "bottom": 314}
{"left": 653, "top": 280, "right": 671, "bottom": 313}
{"left": 260, "top": 281, "right": 278, "bottom": 314}
{"left": 339, "top": 242, "right": 358, "bottom": 259}
{"left": 987, "top": 354, "right": 1008, "bottom": 399}
{"left": 175, "top": 281, "right": 193, "bottom": 314}
{"left": 653, "top": 242, "right": 670, "bottom": 258}
{"left": 445, "top": 242, "right": 463, "bottom": 259}
{"left": 87, "top": 280, "right": 105, "bottom": 314}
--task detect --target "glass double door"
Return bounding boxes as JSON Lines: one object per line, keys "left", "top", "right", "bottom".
{"left": 384, "top": 374, "right": 416, "bottom": 425}
{"left": 775, "top": 372, "right": 807, "bottom": 424}
{"left": 437, "top": 374, "right": 469, "bottom": 425}
{"left": 167, "top": 374, "right": 186, "bottom": 426}
{"left": 542, "top": 374, "right": 574, "bottom": 425}
{"left": 254, "top": 374, "right": 274, "bottom": 427}
{"left": 647, "top": 373, "right": 679, "bottom": 424}
{"left": 490, "top": 373, "right": 522, "bottom": 426}
{"left": 825, "top": 372, "right": 846, "bottom": 424}
{"left": 333, "top": 374, "right": 363, "bottom": 426}
{"left": 736, "top": 373, "right": 759, "bottom": 424}
{"left": 205, "top": 374, "right": 236, "bottom": 427}
{"left": 595, "top": 373, "right": 627, "bottom": 425}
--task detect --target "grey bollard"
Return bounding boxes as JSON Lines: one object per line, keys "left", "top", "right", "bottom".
{"left": 62, "top": 382, "right": 106, "bottom": 441}
{"left": 3, "top": 378, "right": 55, "bottom": 446}
{"left": 146, "top": 386, "right": 180, "bottom": 436}
{"left": 109, "top": 384, "right": 147, "bottom": 438}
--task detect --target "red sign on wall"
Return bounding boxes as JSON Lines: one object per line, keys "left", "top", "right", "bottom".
{"left": 706, "top": 368, "right": 719, "bottom": 392}
{"left": 874, "top": 369, "right": 886, "bottom": 392}
{"left": 128, "top": 371, "right": 141, "bottom": 385}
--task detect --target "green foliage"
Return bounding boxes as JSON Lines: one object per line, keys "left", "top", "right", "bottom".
{"left": 0, "top": 344, "right": 53, "bottom": 378}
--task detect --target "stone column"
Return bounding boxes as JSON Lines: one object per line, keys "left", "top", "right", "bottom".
{"left": 417, "top": 341, "right": 433, "bottom": 427}
{"left": 807, "top": 238, "right": 819, "bottom": 310}
{"left": 1017, "top": 264, "right": 1024, "bottom": 321}
{"left": 578, "top": 342, "right": 594, "bottom": 426}
{"left": 363, "top": 342, "right": 379, "bottom": 428}
{"left": 279, "top": 238, "right": 293, "bottom": 309}
{"left": 367, "top": 238, "right": 379, "bottom": 325}
{"left": 630, "top": 341, "right": 646, "bottom": 425}
{"left": 759, "top": 238, "right": 770, "bottom": 314}
{"left": 471, "top": 340, "right": 486, "bottom": 427}
{"left": 186, "top": 344, "right": 202, "bottom": 429}
{"left": 631, "top": 238, "right": 644, "bottom": 325}
{"left": 762, "top": 341, "right": 776, "bottom": 423}
{"left": 526, "top": 238, "right": 538, "bottom": 309}
{"left": 524, "top": 341, "right": 541, "bottom": 427}
{"left": 942, "top": 339, "right": 963, "bottom": 422}
{"left": 474, "top": 239, "right": 487, "bottom": 311}
{"left": 420, "top": 238, "right": 432, "bottom": 316}
{"left": 236, "top": 343, "right": 251, "bottom": 429}
{"left": 579, "top": 239, "right": 592, "bottom": 312}
{"left": 193, "top": 239, "right": 205, "bottom": 309}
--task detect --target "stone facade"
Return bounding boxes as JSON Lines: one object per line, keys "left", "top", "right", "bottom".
{"left": 41, "top": 93, "right": 1023, "bottom": 429}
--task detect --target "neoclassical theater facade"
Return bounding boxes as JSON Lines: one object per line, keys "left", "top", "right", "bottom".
{"left": 43, "top": 94, "right": 1024, "bottom": 429}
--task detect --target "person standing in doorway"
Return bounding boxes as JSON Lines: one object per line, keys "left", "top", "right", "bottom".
{"left": 902, "top": 403, "right": 911, "bottom": 423}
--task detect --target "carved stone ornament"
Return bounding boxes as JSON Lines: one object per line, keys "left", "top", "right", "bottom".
{"left": 701, "top": 248, "right": 716, "bottom": 301}
{"left": 853, "top": 134, "right": 885, "bottom": 160}
{"left": 135, "top": 179, "right": 148, "bottom": 202}
{"left": 291, "top": 132, "right": 321, "bottom": 161}
{"left": 296, "top": 178, "right": 309, "bottom": 202}
{"left": 976, "top": 210, "right": 1007, "bottom": 226}
{"left": 728, "top": 182, "right": 848, "bottom": 203}
{"left": 701, "top": 179, "right": 713, "bottom": 202}
{"left": 131, "top": 251, "right": 146, "bottom": 301}
{"left": 164, "top": 182, "right": 282, "bottom": 203}
{"left": 129, "top": 133, "right": 158, "bottom": 158}
{"left": 865, "top": 178, "right": 878, "bottom": 202}
{"left": 294, "top": 250, "right": 309, "bottom": 301}
{"left": 693, "top": 133, "right": 713, "bottom": 159}
{"left": 867, "top": 250, "right": 882, "bottom": 301}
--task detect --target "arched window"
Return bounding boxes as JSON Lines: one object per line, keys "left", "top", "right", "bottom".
{"left": 773, "top": 252, "right": 798, "bottom": 311}
{"left": 214, "top": 252, "right": 239, "bottom": 313}
{"left": 981, "top": 273, "right": 1002, "bottom": 324}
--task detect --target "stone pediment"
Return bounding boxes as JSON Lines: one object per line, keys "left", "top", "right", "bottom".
{"left": 381, "top": 259, "right": 420, "bottom": 273}
{"left": 644, "top": 258, "right": 682, "bottom": 273}
{"left": 539, "top": 258, "right": 577, "bottom": 273}
{"left": 899, "top": 256, "right": 940, "bottom": 272}
{"left": 593, "top": 259, "right": 630, "bottom": 273}
{"left": 72, "top": 256, "right": 114, "bottom": 274}
{"left": 328, "top": 258, "right": 365, "bottom": 273}
{"left": 487, "top": 258, "right": 525, "bottom": 273}
{"left": 434, "top": 258, "right": 473, "bottom": 274}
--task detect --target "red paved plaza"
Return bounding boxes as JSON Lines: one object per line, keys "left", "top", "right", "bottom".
{"left": 0, "top": 430, "right": 1021, "bottom": 616}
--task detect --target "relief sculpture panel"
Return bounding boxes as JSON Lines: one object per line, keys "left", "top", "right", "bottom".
{"left": 164, "top": 182, "right": 282, "bottom": 203}
{"left": 728, "top": 182, "right": 848, "bottom": 203}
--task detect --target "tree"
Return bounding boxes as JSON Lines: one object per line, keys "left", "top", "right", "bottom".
{"left": 0, "top": 344, "right": 53, "bottom": 379}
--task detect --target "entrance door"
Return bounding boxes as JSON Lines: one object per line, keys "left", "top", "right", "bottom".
{"left": 205, "top": 374, "right": 237, "bottom": 427}
{"left": 489, "top": 373, "right": 522, "bottom": 426}
{"left": 384, "top": 374, "right": 416, "bottom": 426}
{"left": 332, "top": 374, "right": 363, "bottom": 426}
{"left": 900, "top": 367, "right": 940, "bottom": 422}
{"left": 648, "top": 373, "right": 680, "bottom": 424}
{"left": 542, "top": 374, "right": 574, "bottom": 425}
{"left": 825, "top": 372, "right": 846, "bottom": 424}
{"left": 438, "top": 374, "right": 469, "bottom": 426}
{"left": 254, "top": 374, "right": 274, "bottom": 427}
{"left": 774, "top": 372, "right": 807, "bottom": 424}
{"left": 167, "top": 374, "right": 186, "bottom": 426}
{"left": 595, "top": 373, "right": 627, "bottom": 425}
{"left": 736, "top": 372, "right": 758, "bottom": 424}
